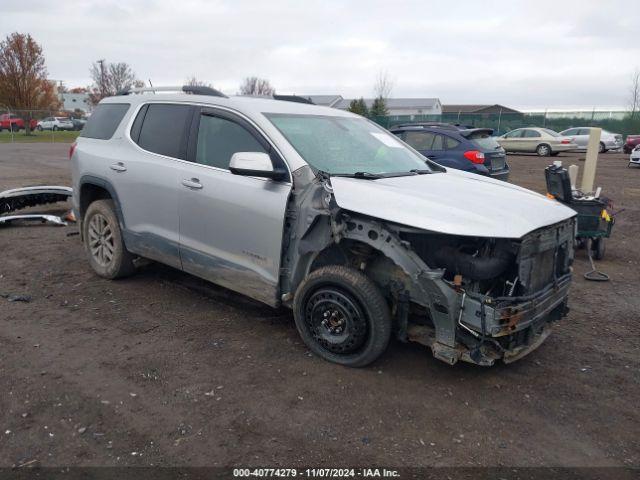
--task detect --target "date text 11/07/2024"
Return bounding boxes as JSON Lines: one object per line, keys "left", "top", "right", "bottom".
{"left": 232, "top": 468, "right": 401, "bottom": 478}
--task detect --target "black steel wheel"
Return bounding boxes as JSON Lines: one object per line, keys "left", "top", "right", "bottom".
{"left": 293, "top": 265, "right": 391, "bottom": 367}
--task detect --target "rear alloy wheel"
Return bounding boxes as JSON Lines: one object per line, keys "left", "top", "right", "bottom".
{"left": 83, "top": 199, "right": 135, "bottom": 279}
{"left": 536, "top": 144, "right": 551, "bottom": 156}
{"left": 293, "top": 265, "right": 391, "bottom": 367}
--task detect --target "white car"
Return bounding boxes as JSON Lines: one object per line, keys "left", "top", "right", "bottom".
{"left": 37, "top": 116, "right": 74, "bottom": 131}
{"left": 629, "top": 145, "right": 640, "bottom": 168}
{"left": 559, "top": 128, "right": 623, "bottom": 153}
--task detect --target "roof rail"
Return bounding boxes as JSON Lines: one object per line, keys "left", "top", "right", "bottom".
{"left": 117, "top": 85, "right": 228, "bottom": 98}
{"left": 273, "top": 94, "right": 314, "bottom": 104}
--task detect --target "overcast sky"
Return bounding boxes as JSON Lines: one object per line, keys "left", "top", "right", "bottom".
{"left": 2, "top": 0, "right": 637, "bottom": 107}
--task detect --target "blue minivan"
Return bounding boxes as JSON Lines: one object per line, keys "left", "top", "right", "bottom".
{"left": 390, "top": 123, "right": 510, "bottom": 181}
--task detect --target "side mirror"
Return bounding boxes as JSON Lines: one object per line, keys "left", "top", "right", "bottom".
{"left": 229, "top": 152, "right": 286, "bottom": 180}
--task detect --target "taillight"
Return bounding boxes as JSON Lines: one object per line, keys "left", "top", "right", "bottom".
{"left": 561, "top": 139, "right": 571, "bottom": 144}
{"left": 69, "top": 142, "right": 77, "bottom": 159}
{"left": 463, "top": 150, "right": 485, "bottom": 164}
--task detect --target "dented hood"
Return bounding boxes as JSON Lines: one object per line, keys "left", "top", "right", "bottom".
{"left": 330, "top": 170, "right": 576, "bottom": 238}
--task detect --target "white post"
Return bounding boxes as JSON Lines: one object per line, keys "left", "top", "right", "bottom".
{"left": 580, "top": 127, "right": 601, "bottom": 194}
{"left": 568, "top": 164, "right": 579, "bottom": 190}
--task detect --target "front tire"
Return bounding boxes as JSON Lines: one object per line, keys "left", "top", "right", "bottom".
{"left": 536, "top": 144, "right": 551, "bottom": 156}
{"left": 293, "top": 265, "right": 391, "bottom": 367}
{"left": 53, "top": 125, "right": 58, "bottom": 131}
{"left": 83, "top": 199, "right": 135, "bottom": 279}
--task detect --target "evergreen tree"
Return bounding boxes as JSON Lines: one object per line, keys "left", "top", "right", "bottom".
{"left": 348, "top": 97, "right": 369, "bottom": 117}
{"left": 369, "top": 96, "right": 388, "bottom": 117}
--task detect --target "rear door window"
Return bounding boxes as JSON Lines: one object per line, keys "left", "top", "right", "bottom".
{"left": 444, "top": 136, "right": 460, "bottom": 150}
{"left": 136, "top": 103, "right": 192, "bottom": 159}
{"left": 404, "top": 131, "right": 435, "bottom": 151}
{"left": 80, "top": 103, "right": 130, "bottom": 140}
{"left": 195, "top": 114, "right": 267, "bottom": 169}
{"left": 431, "top": 134, "right": 445, "bottom": 151}
{"left": 523, "top": 130, "right": 541, "bottom": 138}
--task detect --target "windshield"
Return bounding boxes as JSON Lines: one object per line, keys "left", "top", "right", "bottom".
{"left": 265, "top": 113, "right": 432, "bottom": 176}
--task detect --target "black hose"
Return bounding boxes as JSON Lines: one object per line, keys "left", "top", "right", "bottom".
{"left": 431, "top": 245, "right": 513, "bottom": 281}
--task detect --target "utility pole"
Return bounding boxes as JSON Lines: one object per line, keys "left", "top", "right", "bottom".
{"left": 98, "top": 59, "right": 105, "bottom": 98}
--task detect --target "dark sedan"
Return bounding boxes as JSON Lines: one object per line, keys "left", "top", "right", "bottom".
{"left": 390, "top": 123, "right": 510, "bottom": 181}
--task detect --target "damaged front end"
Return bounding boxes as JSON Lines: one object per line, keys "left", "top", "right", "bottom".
{"left": 281, "top": 167, "right": 575, "bottom": 367}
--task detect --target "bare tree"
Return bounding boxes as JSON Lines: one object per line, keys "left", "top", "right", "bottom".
{"left": 239, "top": 76, "right": 275, "bottom": 96}
{"left": 629, "top": 68, "right": 640, "bottom": 120}
{"left": 89, "top": 59, "right": 140, "bottom": 104}
{"left": 0, "top": 32, "right": 60, "bottom": 134}
{"left": 374, "top": 70, "right": 394, "bottom": 100}
{"left": 185, "top": 76, "right": 214, "bottom": 88}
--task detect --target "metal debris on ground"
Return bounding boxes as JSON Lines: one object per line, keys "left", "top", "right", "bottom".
{"left": 0, "top": 185, "right": 73, "bottom": 228}
{"left": 0, "top": 214, "right": 67, "bottom": 226}
{"left": 0, "top": 293, "right": 32, "bottom": 302}
{"left": 0, "top": 186, "right": 72, "bottom": 214}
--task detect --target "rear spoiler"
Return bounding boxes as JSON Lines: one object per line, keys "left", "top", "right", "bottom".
{"left": 459, "top": 128, "right": 494, "bottom": 137}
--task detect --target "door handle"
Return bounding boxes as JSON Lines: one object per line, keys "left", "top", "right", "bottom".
{"left": 110, "top": 162, "right": 127, "bottom": 172}
{"left": 181, "top": 178, "right": 203, "bottom": 189}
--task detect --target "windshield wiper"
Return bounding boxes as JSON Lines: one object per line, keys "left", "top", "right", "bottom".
{"left": 409, "top": 169, "right": 432, "bottom": 175}
{"left": 333, "top": 171, "right": 384, "bottom": 180}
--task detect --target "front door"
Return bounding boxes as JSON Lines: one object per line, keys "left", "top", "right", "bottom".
{"left": 178, "top": 107, "right": 292, "bottom": 306}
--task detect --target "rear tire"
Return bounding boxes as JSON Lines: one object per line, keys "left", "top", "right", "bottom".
{"left": 293, "top": 265, "right": 391, "bottom": 367}
{"left": 536, "top": 144, "right": 551, "bottom": 156}
{"left": 83, "top": 199, "right": 135, "bottom": 279}
{"left": 598, "top": 142, "right": 605, "bottom": 153}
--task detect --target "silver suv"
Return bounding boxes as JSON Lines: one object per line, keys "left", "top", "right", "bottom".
{"left": 71, "top": 86, "right": 577, "bottom": 368}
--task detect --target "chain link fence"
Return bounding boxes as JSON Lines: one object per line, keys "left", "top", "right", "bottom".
{"left": 372, "top": 110, "right": 640, "bottom": 138}
{"left": 0, "top": 107, "right": 85, "bottom": 143}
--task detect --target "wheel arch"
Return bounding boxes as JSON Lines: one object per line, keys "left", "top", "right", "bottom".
{"left": 78, "top": 175, "right": 126, "bottom": 230}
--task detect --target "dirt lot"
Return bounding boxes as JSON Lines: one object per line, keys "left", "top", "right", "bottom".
{"left": 0, "top": 143, "right": 638, "bottom": 469}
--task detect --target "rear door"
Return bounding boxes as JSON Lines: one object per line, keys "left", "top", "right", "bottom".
{"left": 574, "top": 128, "right": 590, "bottom": 148}
{"left": 110, "top": 102, "right": 194, "bottom": 269}
{"left": 177, "top": 107, "right": 292, "bottom": 306}
{"left": 521, "top": 129, "right": 542, "bottom": 152}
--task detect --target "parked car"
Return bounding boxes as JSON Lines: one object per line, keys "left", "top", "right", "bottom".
{"left": 623, "top": 134, "right": 640, "bottom": 154}
{"left": 559, "top": 127, "right": 623, "bottom": 153}
{"left": 71, "top": 118, "right": 87, "bottom": 131}
{"left": 0, "top": 113, "right": 38, "bottom": 132}
{"left": 71, "top": 86, "right": 577, "bottom": 368}
{"left": 390, "top": 123, "right": 509, "bottom": 181}
{"left": 36, "top": 117, "right": 74, "bottom": 131}
{"left": 629, "top": 145, "right": 640, "bottom": 168}
{"left": 497, "top": 128, "right": 577, "bottom": 156}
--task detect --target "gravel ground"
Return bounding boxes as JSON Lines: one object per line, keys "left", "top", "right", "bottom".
{"left": 0, "top": 143, "right": 638, "bottom": 469}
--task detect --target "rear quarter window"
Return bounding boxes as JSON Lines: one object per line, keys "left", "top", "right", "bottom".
{"left": 80, "top": 103, "right": 130, "bottom": 140}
